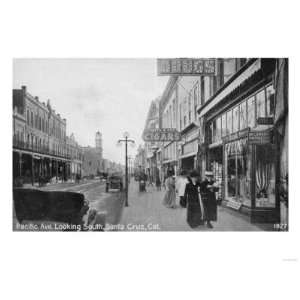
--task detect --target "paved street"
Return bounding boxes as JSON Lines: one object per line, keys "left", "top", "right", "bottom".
{"left": 40, "top": 180, "right": 124, "bottom": 225}
{"left": 14, "top": 180, "right": 124, "bottom": 228}
{"left": 119, "top": 180, "right": 273, "bottom": 231}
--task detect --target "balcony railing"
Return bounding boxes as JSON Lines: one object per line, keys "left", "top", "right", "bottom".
{"left": 13, "top": 136, "right": 72, "bottom": 159}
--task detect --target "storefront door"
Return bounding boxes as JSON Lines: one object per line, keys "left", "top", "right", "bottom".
{"left": 224, "top": 138, "right": 251, "bottom": 207}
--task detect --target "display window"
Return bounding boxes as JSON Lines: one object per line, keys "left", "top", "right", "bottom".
{"left": 247, "top": 96, "right": 256, "bottom": 128}
{"left": 224, "top": 138, "right": 251, "bottom": 206}
{"left": 232, "top": 106, "right": 240, "bottom": 133}
{"left": 240, "top": 101, "right": 247, "bottom": 130}
{"left": 256, "top": 89, "right": 266, "bottom": 118}
{"left": 255, "top": 145, "right": 276, "bottom": 207}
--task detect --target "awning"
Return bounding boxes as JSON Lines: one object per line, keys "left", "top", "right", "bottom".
{"left": 198, "top": 59, "right": 262, "bottom": 118}
{"left": 180, "top": 151, "right": 197, "bottom": 159}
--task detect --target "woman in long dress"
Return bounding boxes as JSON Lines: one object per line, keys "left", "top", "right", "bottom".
{"left": 184, "top": 170, "right": 204, "bottom": 228}
{"left": 162, "top": 172, "right": 176, "bottom": 208}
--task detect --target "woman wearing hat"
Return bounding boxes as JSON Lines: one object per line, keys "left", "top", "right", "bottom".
{"left": 199, "top": 171, "right": 218, "bottom": 228}
{"left": 184, "top": 169, "right": 204, "bottom": 228}
{"left": 162, "top": 170, "right": 176, "bottom": 209}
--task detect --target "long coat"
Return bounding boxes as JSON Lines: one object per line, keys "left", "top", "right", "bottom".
{"left": 162, "top": 177, "right": 176, "bottom": 208}
{"left": 184, "top": 181, "right": 204, "bottom": 228}
{"left": 199, "top": 179, "right": 217, "bottom": 221}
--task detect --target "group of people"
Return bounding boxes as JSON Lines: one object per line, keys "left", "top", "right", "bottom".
{"left": 162, "top": 169, "right": 218, "bottom": 229}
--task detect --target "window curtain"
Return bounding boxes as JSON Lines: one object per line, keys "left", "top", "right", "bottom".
{"left": 255, "top": 146, "right": 273, "bottom": 197}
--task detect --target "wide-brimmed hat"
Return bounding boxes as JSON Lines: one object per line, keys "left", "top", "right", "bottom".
{"left": 205, "top": 171, "right": 213, "bottom": 176}
{"left": 189, "top": 170, "right": 200, "bottom": 178}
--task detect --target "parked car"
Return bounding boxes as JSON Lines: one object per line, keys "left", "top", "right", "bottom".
{"left": 106, "top": 173, "right": 123, "bottom": 192}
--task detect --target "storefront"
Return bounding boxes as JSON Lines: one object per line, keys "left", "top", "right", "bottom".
{"left": 201, "top": 59, "right": 280, "bottom": 223}
{"left": 179, "top": 123, "right": 199, "bottom": 173}
{"left": 222, "top": 128, "right": 277, "bottom": 222}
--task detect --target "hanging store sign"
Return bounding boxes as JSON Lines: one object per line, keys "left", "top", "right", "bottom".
{"left": 248, "top": 130, "right": 272, "bottom": 144}
{"left": 222, "top": 128, "right": 250, "bottom": 144}
{"left": 182, "top": 140, "right": 198, "bottom": 155}
{"left": 157, "top": 58, "right": 217, "bottom": 76}
{"left": 257, "top": 117, "right": 274, "bottom": 125}
{"left": 143, "top": 128, "right": 181, "bottom": 142}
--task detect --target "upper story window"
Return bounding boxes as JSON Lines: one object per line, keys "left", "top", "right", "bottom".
{"left": 188, "top": 93, "right": 192, "bottom": 123}
{"left": 223, "top": 58, "right": 237, "bottom": 83}
{"left": 26, "top": 110, "right": 29, "bottom": 125}
{"left": 194, "top": 85, "right": 198, "bottom": 120}
{"left": 266, "top": 85, "right": 275, "bottom": 117}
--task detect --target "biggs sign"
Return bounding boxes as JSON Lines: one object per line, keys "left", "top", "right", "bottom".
{"left": 157, "top": 58, "right": 216, "bottom": 76}
{"left": 143, "top": 128, "right": 181, "bottom": 142}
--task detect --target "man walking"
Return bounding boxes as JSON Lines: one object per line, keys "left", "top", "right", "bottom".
{"left": 176, "top": 169, "right": 189, "bottom": 208}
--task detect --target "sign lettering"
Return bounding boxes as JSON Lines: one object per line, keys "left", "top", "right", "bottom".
{"left": 157, "top": 58, "right": 216, "bottom": 76}
{"left": 143, "top": 128, "right": 181, "bottom": 142}
{"left": 257, "top": 117, "right": 274, "bottom": 125}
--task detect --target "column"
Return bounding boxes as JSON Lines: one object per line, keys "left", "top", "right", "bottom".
{"left": 19, "top": 152, "right": 22, "bottom": 177}
{"left": 31, "top": 155, "right": 34, "bottom": 186}
{"left": 56, "top": 160, "right": 58, "bottom": 182}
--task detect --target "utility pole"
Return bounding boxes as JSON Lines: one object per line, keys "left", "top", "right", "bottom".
{"left": 117, "top": 132, "right": 135, "bottom": 207}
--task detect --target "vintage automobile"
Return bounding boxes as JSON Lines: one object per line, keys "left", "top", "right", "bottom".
{"left": 105, "top": 173, "right": 123, "bottom": 192}
{"left": 13, "top": 188, "right": 105, "bottom": 231}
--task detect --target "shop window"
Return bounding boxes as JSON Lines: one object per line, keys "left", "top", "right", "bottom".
{"left": 240, "top": 101, "right": 247, "bottom": 130}
{"left": 266, "top": 85, "right": 275, "bottom": 117}
{"left": 247, "top": 96, "right": 256, "bottom": 128}
{"left": 255, "top": 145, "right": 276, "bottom": 208}
{"left": 232, "top": 106, "right": 240, "bottom": 133}
{"left": 256, "top": 89, "right": 266, "bottom": 118}
{"left": 226, "top": 110, "right": 233, "bottom": 135}
{"left": 221, "top": 113, "right": 227, "bottom": 137}
{"left": 225, "top": 139, "right": 251, "bottom": 206}
{"left": 204, "top": 77, "right": 210, "bottom": 102}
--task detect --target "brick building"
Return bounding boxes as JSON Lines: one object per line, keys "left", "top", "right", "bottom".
{"left": 13, "top": 86, "right": 82, "bottom": 185}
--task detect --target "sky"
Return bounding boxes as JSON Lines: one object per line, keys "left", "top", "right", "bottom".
{"left": 13, "top": 59, "right": 169, "bottom": 164}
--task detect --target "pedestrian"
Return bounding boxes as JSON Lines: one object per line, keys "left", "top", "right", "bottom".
{"left": 162, "top": 170, "right": 176, "bottom": 208}
{"left": 184, "top": 170, "right": 204, "bottom": 228}
{"left": 155, "top": 175, "right": 161, "bottom": 191}
{"left": 176, "top": 169, "right": 189, "bottom": 208}
{"left": 199, "top": 171, "right": 218, "bottom": 228}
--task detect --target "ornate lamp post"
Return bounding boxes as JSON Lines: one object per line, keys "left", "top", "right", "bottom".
{"left": 117, "top": 132, "right": 135, "bottom": 207}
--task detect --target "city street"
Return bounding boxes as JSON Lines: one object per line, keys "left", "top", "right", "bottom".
{"left": 12, "top": 58, "right": 288, "bottom": 231}
{"left": 40, "top": 180, "right": 124, "bottom": 225}
{"left": 119, "top": 180, "right": 274, "bottom": 231}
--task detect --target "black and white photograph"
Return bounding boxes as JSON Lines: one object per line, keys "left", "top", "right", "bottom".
{"left": 12, "top": 58, "right": 288, "bottom": 232}
{"left": 1, "top": 1, "right": 299, "bottom": 300}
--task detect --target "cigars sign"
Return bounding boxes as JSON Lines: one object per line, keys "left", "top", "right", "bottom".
{"left": 157, "top": 58, "right": 217, "bottom": 76}
{"left": 143, "top": 128, "right": 181, "bottom": 142}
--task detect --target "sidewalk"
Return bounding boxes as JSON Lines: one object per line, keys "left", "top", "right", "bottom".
{"left": 119, "top": 181, "right": 270, "bottom": 231}
{"left": 22, "top": 179, "right": 100, "bottom": 191}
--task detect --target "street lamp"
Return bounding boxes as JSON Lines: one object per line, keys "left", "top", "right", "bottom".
{"left": 117, "top": 132, "right": 135, "bottom": 207}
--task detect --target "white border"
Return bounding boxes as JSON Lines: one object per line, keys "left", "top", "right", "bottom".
{"left": 1, "top": 1, "right": 299, "bottom": 300}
